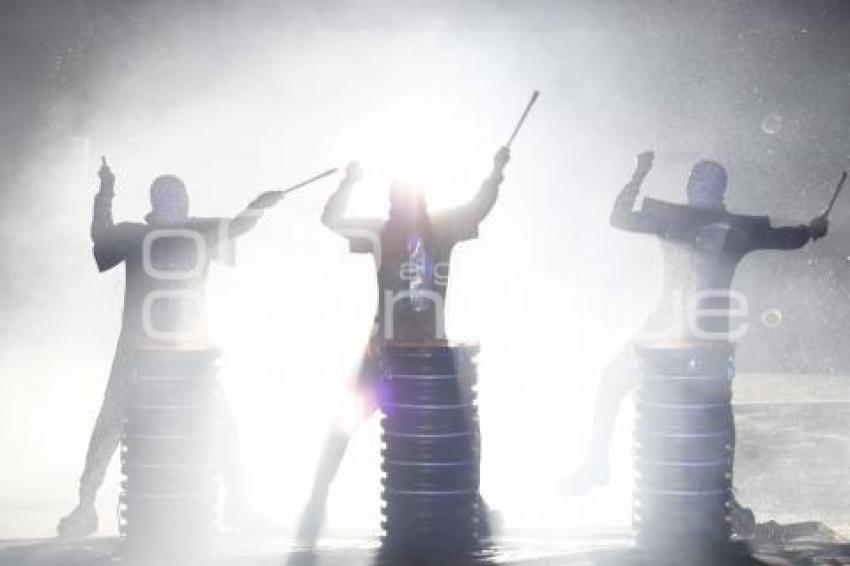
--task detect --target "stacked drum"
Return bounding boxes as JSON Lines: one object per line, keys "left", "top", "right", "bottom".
{"left": 378, "top": 343, "right": 487, "bottom": 564}
{"left": 120, "top": 349, "right": 222, "bottom": 563}
{"left": 633, "top": 341, "right": 737, "bottom": 562}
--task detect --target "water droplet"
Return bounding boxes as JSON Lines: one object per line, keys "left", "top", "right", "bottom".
{"left": 761, "top": 113, "right": 783, "bottom": 135}
{"left": 761, "top": 308, "right": 783, "bottom": 328}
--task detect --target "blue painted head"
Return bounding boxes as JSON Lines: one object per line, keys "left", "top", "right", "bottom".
{"left": 149, "top": 175, "right": 189, "bottom": 224}
{"left": 687, "top": 161, "right": 727, "bottom": 210}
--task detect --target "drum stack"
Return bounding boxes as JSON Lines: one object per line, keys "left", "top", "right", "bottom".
{"left": 120, "top": 349, "right": 222, "bottom": 564}
{"left": 378, "top": 343, "right": 488, "bottom": 564}
{"left": 633, "top": 341, "right": 741, "bottom": 563}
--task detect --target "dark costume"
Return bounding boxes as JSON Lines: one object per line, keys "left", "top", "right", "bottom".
{"left": 323, "top": 162, "right": 503, "bottom": 400}
{"left": 293, "top": 155, "right": 507, "bottom": 549}
{"left": 59, "top": 168, "right": 276, "bottom": 536}
{"left": 566, "top": 161, "right": 822, "bottom": 501}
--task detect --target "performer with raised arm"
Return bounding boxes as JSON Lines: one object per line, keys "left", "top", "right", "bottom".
{"left": 293, "top": 147, "right": 510, "bottom": 551}
{"left": 58, "top": 158, "right": 286, "bottom": 537}
{"left": 564, "top": 151, "right": 828, "bottom": 532}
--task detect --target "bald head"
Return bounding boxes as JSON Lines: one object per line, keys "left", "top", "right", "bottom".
{"left": 149, "top": 175, "right": 189, "bottom": 223}
{"left": 687, "top": 160, "right": 727, "bottom": 210}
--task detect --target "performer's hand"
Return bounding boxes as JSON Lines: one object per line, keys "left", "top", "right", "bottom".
{"left": 808, "top": 215, "right": 829, "bottom": 240}
{"left": 345, "top": 161, "right": 363, "bottom": 183}
{"left": 98, "top": 156, "right": 115, "bottom": 188}
{"left": 250, "top": 190, "right": 284, "bottom": 209}
{"left": 634, "top": 151, "right": 654, "bottom": 179}
{"left": 493, "top": 146, "right": 510, "bottom": 172}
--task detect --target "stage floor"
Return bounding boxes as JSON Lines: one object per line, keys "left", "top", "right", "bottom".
{"left": 2, "top": 534, "right": 850, "bottom": 566}
{"left": 2, "top": 373, "right": 848, "bottom": 565}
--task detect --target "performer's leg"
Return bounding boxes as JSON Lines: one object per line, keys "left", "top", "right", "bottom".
{"left": 293, "top": 351, "right": 380, "bottom": 548}
{"left": 562, "top": 343, "right": 639, "bottom": 494}
{"left": 217, "top": 386, "right": 264, "bottom": 528}
{"left": 455, "top": 349, "right": 500, "bottom": 538}
{"left": 58, "top": 350, "right": 130, "bottom": 537}
{"left": 221, "top": 400, "right": 245, "bottom": 507}
{"left": 473, "top": 408, "right": 499, "bottom": 539}
{"left": 725, "top": 402, "right": 756, "bottom": 538}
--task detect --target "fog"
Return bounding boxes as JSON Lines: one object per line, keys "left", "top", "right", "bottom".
{"left": 1, "top": 0, "right": 849, "bottom": 541}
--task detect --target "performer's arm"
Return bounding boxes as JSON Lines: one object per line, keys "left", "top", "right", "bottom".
{"left": 431, "top": 147, "right": 509, "bottom": 240}
{"left": 609, "top": 151, "right": 663, "bottom": 234}
{"left": 321, "top": 162, "right": 382, "bottom": 235}
{"left": 459, "top": 146, "right": 510, "bottom": 225}
{"left": 90, "top": 158, "right": 116, "bottom": 246}
{"left": 227, "top": 190, "right": 285, "bottom": 238}
{"left": 90, "top": 158, "right": 135, "bottom": 272}
{"left": 751, "top": 216, "right": 828, "bottom": 250}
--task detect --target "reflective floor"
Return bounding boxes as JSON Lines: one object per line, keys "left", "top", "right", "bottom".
{"left": 2, "top": 532, "right": 850, "bottom": 566}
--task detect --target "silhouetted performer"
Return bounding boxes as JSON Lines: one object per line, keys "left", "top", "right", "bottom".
{"left": 564, "top": 152, "right": 828, "bottom": 517}
{"left": 58, "top": 159, "right": 284, "bottom": 537}
{"left": 293, "top": 148, "right": 510, "bottom": 550}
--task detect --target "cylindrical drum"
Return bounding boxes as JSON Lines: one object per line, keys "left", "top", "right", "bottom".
{"left": 633, "top": 341, "right": 736, "bottom": 561}
{"left": 378, "top": 343, "right": 486, "bottom": 563}
{"left": 120, "top": 349, "right": 222, "bottom": 562}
